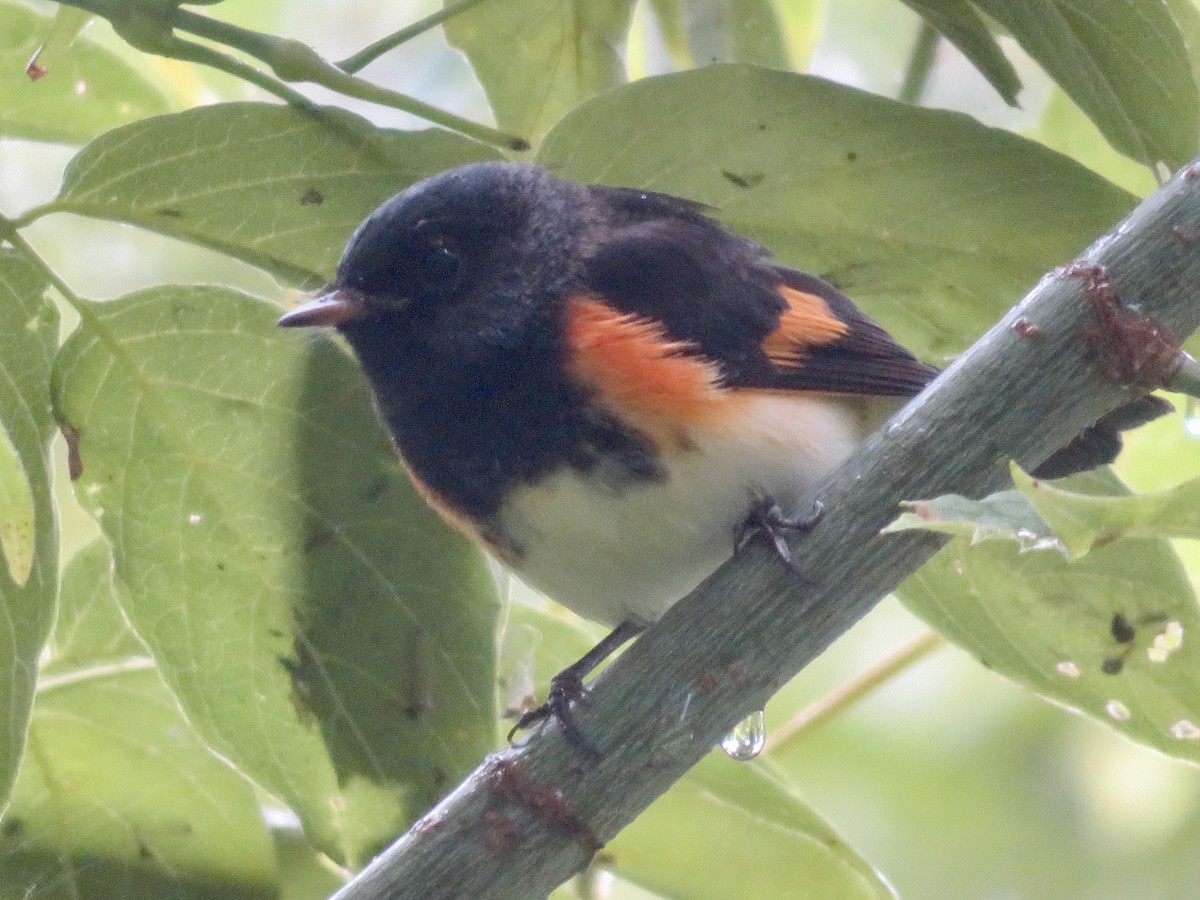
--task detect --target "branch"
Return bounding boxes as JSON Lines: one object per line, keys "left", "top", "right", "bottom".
{"left": 335, "top": 161, "right": 1200, "bottom": 899}
{"left": 48, "top": 0, "right": 529, "bottom": 151}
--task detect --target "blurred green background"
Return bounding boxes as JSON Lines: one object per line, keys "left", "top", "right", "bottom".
{"left": 3, "top": 0, "right": 1200, "bottom": 897}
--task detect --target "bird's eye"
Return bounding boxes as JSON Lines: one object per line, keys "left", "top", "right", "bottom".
{"left": 411, "top": 229, "right": 461, "bottom": 291}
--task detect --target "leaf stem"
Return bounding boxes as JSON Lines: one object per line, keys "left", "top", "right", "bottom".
{"left": 765, "top": 629, "right": 944, "bottom": 753}
{"left": 899, "top": 20, "right": 940, "bottom": 105}
{"left": 48, "top": 0, "right": 528, "bottom": 151}
{"left": 0, "top": 218, "right": 92, "bottom": 319}
{"left": 148, "top": 29, "right": 320, "bottom": 110}
{"left": 165, "top": 6, "right": 527, "bottom": 150}
{"left": 298, "top": 62, "right": 527, "bottom": 150}
{"left": 336, "top": 0, "right": 495, "bottom": 74}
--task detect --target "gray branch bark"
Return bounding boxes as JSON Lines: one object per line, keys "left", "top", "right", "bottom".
{"left": 335, "top": 161, "right": 1200, "bottom": 900}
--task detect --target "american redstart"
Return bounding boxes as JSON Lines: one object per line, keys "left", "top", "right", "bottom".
{"left": 279, "top": 162, "right": 1168, "bottom": 741}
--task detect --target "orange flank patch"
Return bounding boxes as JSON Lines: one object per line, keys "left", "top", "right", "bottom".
{"left": 761, "top": 286, "right": 849, "bottom": 369}
{"left": 565, "top": 296, "right": 727, "bottom": 446}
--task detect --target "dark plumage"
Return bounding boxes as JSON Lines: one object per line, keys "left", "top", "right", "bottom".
{"left": 290, "top": 162, "right": 1155, "bottom": 502}
{"left": 279, "top": 161, "right": 1169, "bottom": 739}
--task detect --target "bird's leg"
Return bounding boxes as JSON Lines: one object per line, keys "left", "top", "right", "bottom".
{"left": 735, "top": 495, "right": 824, "bottom": 575}
{"left": 508, "top": 620, "right": 645, "bottom": 751}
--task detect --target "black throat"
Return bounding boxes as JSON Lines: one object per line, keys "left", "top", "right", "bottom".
{"left": 340, "top": 317, "right": 665, "bottom": 523}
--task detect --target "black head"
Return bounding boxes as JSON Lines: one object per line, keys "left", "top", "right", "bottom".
{"left": 279, "top": 162, "right": 592, "bottom": 373}
{"left": 339, "top": 163, "right": 555, "bottom": 306}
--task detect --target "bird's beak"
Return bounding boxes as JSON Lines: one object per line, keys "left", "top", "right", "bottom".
{"left": 277, "top": 287, "right": 368, "bottom": 328}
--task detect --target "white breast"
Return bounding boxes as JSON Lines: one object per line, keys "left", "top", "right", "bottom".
{"left": 497, "top": 393, "right": 894, "bottom": 627}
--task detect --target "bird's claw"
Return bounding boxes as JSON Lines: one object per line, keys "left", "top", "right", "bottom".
{"left": 735, "top": 496, "right": 824, "bottom": 576}
{"left": 508, "top": 671, "right": 599, "bottom": 754}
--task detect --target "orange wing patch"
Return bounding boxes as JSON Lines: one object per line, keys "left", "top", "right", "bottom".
{"left": 761, "top": 286, "right": 849, "bottom": 369}
{"left": 565, "top": 296, "right": 726, "bottom": 446}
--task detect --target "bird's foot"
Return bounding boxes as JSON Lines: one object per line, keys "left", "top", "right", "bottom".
{"left": 735, "top": 496, "right": 824, "bottom": 576}
{"left": 508, "top": 669, "right": 592, "bottom": 749}
{"left": 507, "top": 621, "right": 644, "bottom": 755}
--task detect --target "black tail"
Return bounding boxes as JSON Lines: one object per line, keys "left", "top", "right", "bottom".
{"left": 1032, "top": 394, "right": 1173, "bottom": 479}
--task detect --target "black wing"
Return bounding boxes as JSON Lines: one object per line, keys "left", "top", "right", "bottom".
{"left": 581, "top": 184, "right": 937, "bottom": 397}
{"left": 579, "top": 183, "right": 1170, "bottom": 477}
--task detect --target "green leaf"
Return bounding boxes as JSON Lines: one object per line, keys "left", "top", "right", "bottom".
{"left": 52, "top": 287, "right": 499, "bottom": 863}
{"left": 897, "top": 0, "right": 1022, "bottom": 104}
{"left": 444, "top": 0, "right": 634, "bottom": 143}
{"left": 23, "top": 6, "right": 92, "bottom": 81}
{"left": 0, "top": 0, "right": 171, "bottom": 144}
{"left": 1031, "top": 87, "right": 1158, "bottom": 198}
{"left": 47, "top": 104, "right": 503, "bottom": 286}
{"left": 538, "top": 65, "right": 1135, "bottom": 359}
{"left": 272, "top": 816, "right": 347, "bottom": 900}
{"left": 0, "top": 250, "right": 59, "bottom": 815}
{"left": 0, "top": 541, "right": 279, "bottom": 899}
{"left": 884, "top": 489, "right": 1058, "bottom": 549}
{"left": 971, "top": 0, "right": 1199, "bottom": 168}
{"left": 1164, "top": 0, "right": 1200, "bottom": 84}
{"left": 897, "top": 469, "right": 1200, "bottom": 766}
{"left": 1013, "top": 464, "right": 1200, "bottom": 558}
{"left": 609, "top": 755, "right": 894, "bottom": 899}
{"left": 683, "top": 0, "right": 791, "bottom": 69}
{"left": 728, "top": 0, "right": 789, "bottom": 67}
{"left": 505, "top": 604, "right": 890, "bottom": 898}
{"left": 48, "top": 540, "right": 145, "bottom": 663}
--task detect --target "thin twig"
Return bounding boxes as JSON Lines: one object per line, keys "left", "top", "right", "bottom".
{"left": 766, "top": 630, "right": 945, "bottom": 753}
{"left": 336, "top": 0, "right": 494, "bottom": 74}
{"left": 899, "top": 20, "right": 940, "bottom": 105}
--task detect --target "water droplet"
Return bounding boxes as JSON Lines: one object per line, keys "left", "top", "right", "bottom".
{"left": 582, "top": 869, "right": 615, "bottom": 899}
{"left": 721, "top": 709, "right": 765, "bottom": 761}
{"left": 1012, "top": 527, "right": 1064, "bottom": 554}
{"left": 1170, "top": 719, "right": 1200, "bottom": 740}
{"left": 1105, "top": 699, "right": 1131, "bottom": 721}
{"left": 1147, "top": 621, "right": 1183, "bottom": 663}
{"left": 1056, "top": 661, "right": 1081, "bottom": 678}
{"left": 1185, "top": 397, "right": 1200, "bottom": 439}
{"left": 187, "top": 513, "right": 202, "bottom": 524}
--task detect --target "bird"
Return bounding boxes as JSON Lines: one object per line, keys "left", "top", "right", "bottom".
{"left": 278, "top": 161, "right": 1169, "bottom": 743}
